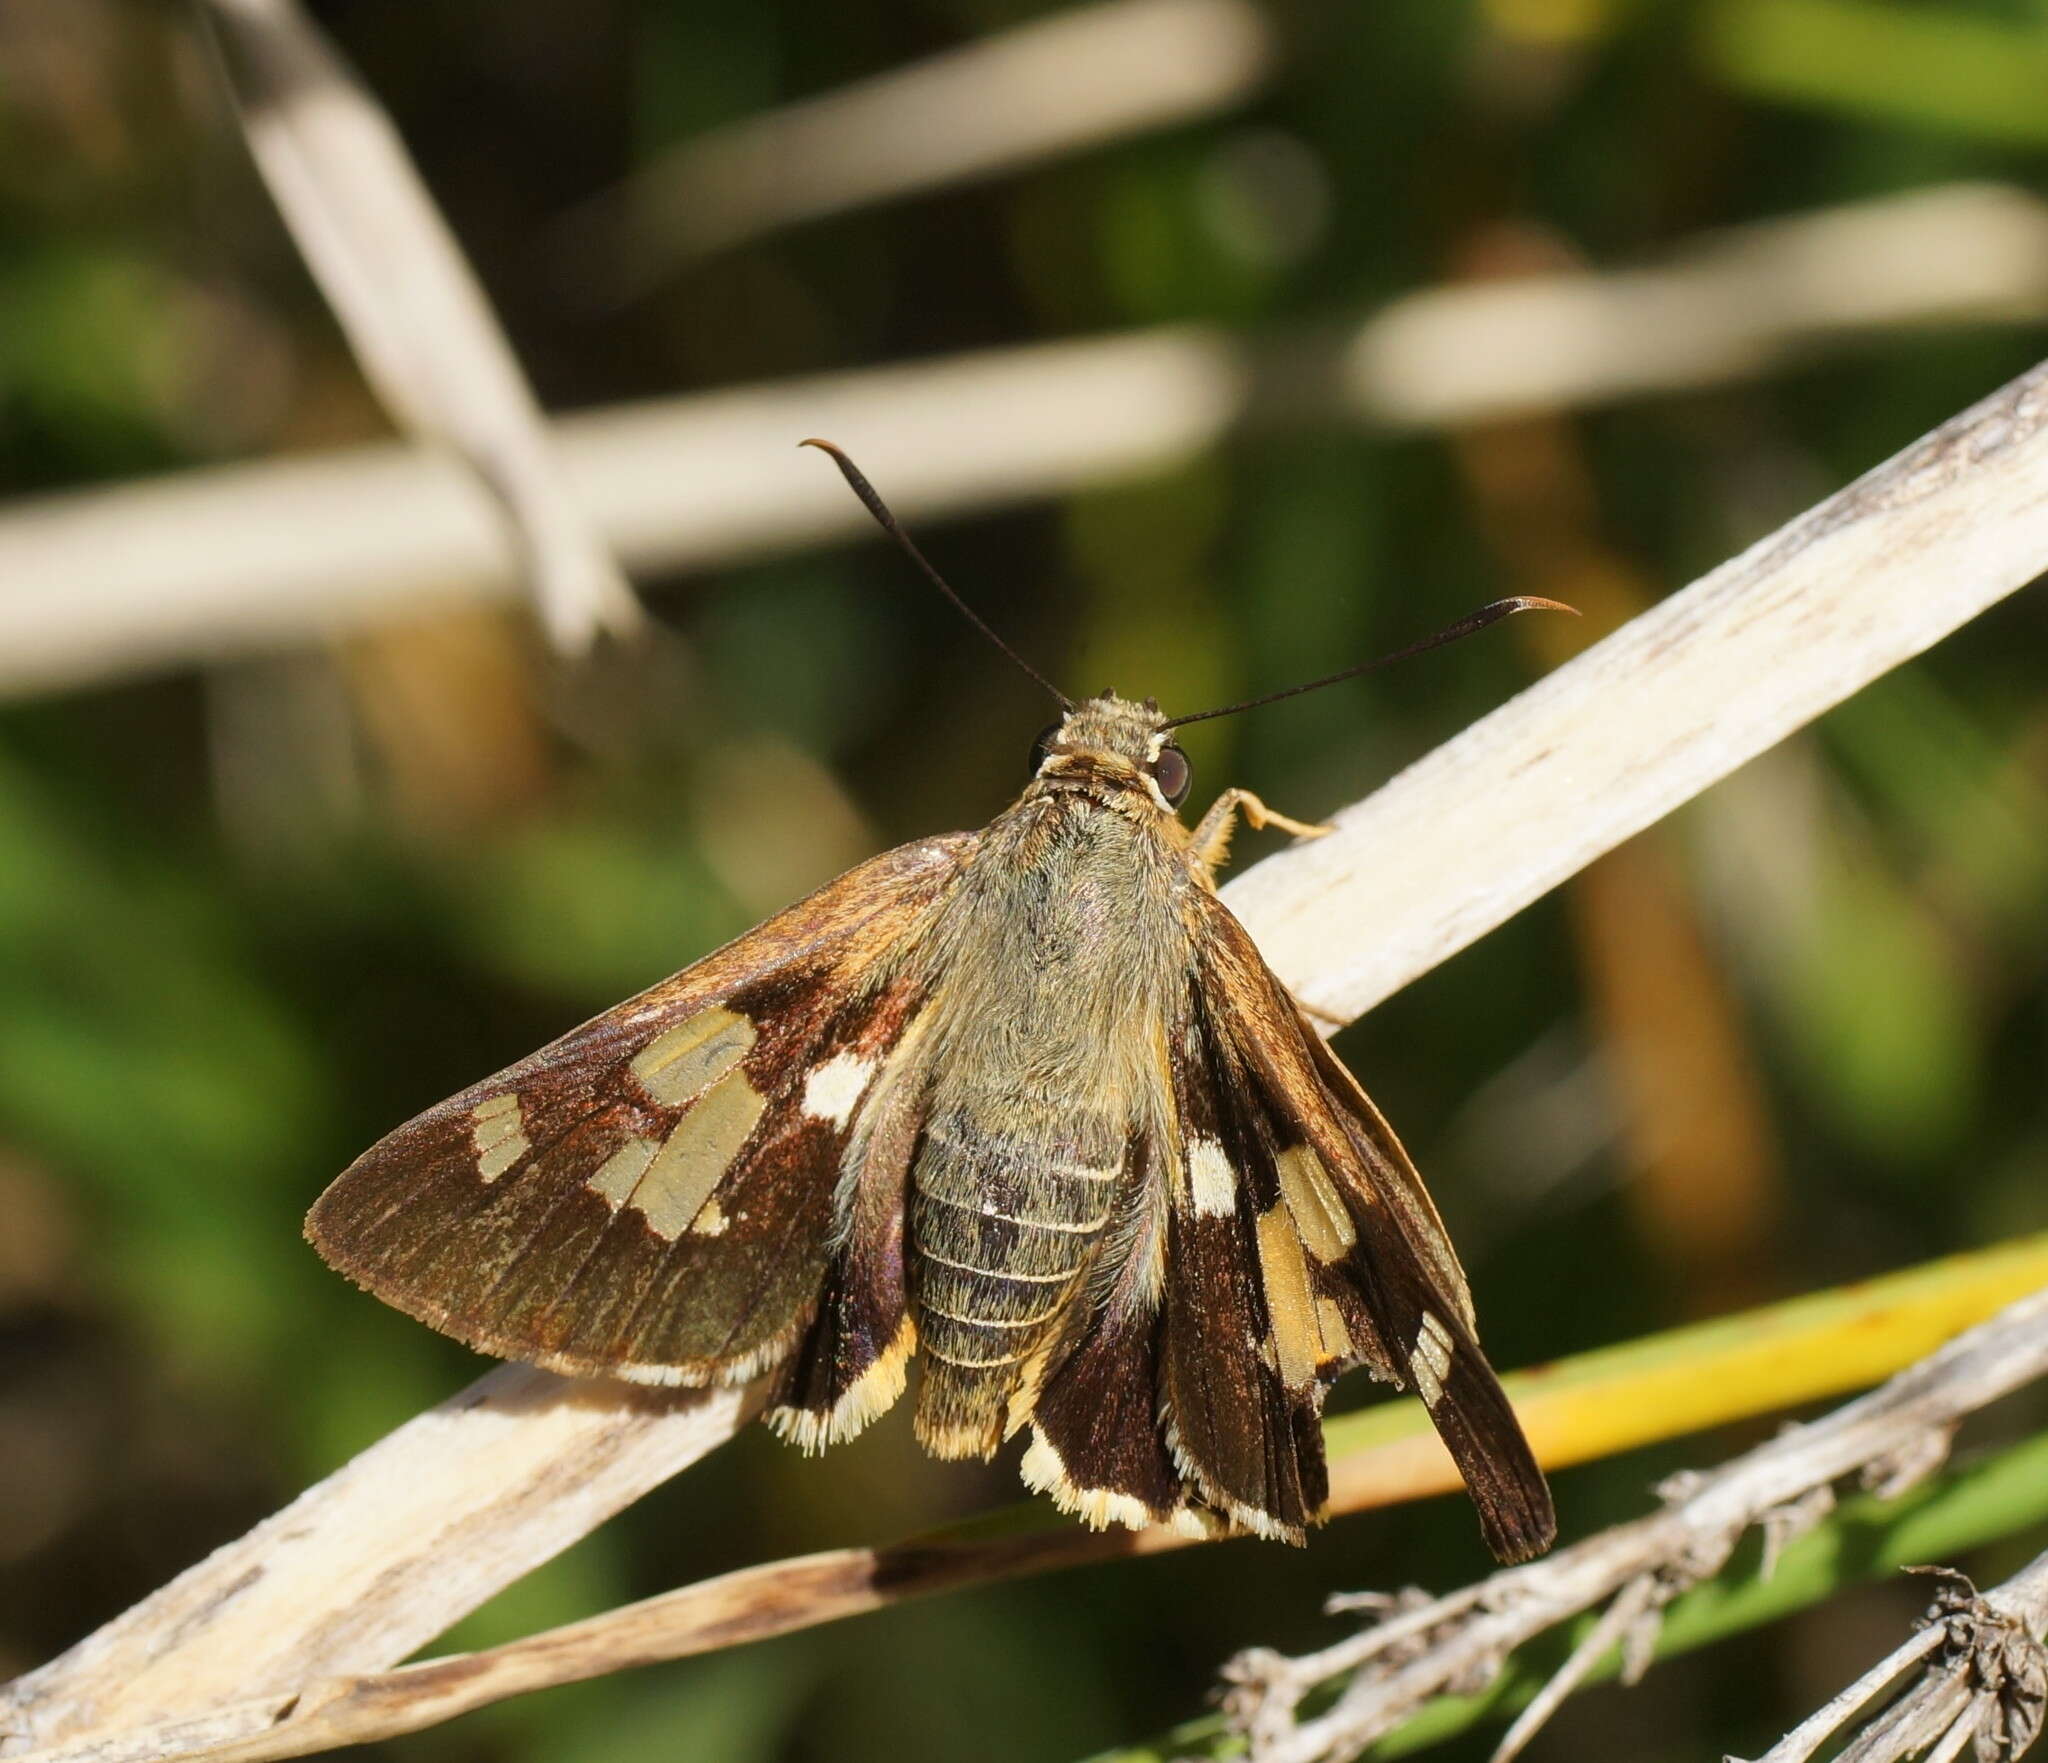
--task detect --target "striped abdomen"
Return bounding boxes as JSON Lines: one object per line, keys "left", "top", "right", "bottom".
{"left": 909, "top": 1101, "right": 1125, "bottom": 1457}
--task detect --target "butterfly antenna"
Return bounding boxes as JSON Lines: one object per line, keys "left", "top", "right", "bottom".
{"left": 802, "top": 439, "right": 1073, "bottom": 709}
{"left": 1162, "top": 596, "right": 1578, "bottom": 728}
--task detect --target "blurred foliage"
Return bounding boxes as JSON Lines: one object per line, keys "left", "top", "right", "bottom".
{"left": 0, "top": 1, "right": 2045, "bottom": 1759}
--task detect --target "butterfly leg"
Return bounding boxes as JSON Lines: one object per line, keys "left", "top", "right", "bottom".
{"left": 1188, "top": 788, "right": 1333, "bottom": 878}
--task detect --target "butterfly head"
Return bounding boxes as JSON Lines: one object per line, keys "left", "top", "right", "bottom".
{"left": 1028, "top": 693, "right": 1193, "bottom": 816}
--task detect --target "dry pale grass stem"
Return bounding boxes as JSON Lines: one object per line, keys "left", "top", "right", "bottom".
{"left": 198, "top": 0, "right": 639, "bottom": 651}
{"left": 2, "top": 183, "right": 2045, "bottom": 697}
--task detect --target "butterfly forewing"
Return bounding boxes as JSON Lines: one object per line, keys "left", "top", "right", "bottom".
{"left": 306, "top": 834, "right": 975, "bottom": 1386}
{"left": 1187, "top": 888, "right": 1557, "bottom": 1563}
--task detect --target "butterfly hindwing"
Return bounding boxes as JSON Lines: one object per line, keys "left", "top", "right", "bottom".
{"left": 764, "top": 1001, "right": 935, "bottom": 1449}
{"left": 1018, "top": 937, "right": 1358, "bottom": 1544}
{"left": 306, "top": 833, "right": 975, "bottom": 1387}
{"left": 1018, "top": 1131, "right": 1187, "bottom": 1533}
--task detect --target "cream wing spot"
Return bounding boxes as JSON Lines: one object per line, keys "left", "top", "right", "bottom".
{"left": 476, "top": 1141, "right": 525, "bottom": 1181}
{"left": 1254, "top": 1204, "right": 1322, "bottom": 1389}
{"left": 1315, "top": 1296, "right": 1353, "bottom": 1360}
{"left": 1411, "top": 1310, "right": 1456, "bottom": 1407}
{"left": 586, "top": 1134, "right": 658, "bottom": 1209}
{"left": 1187, "top": 1137, "right": 1237, "bottom": 1217}
{"left": 691, "top": 1198, "right": 729, "bottom": 1237}
{"left": 631, "top": 1068, "right": 767, "bottom": 1239}
{"left": 801, "top": 1051, "right": 878, "bottom": 1128}
{"left": 630, "top": 1007, "right": 755, "bottom": 1106}
{"left": 1275, "top": 1144, "right": 1355, "bottom": 1260}
{"left": 469, "top": 1094, "right": 529, "bottom": 1183}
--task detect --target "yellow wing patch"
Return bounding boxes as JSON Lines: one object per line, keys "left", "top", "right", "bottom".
{"left": 469, "top": 1093, "right": 529, "bottom": 1182}
{"left": 629, "top": 1006, "right": 755, "bottom": 1105}
{"left": 583, "top": 1005, "right": 775, "bottom": 1239}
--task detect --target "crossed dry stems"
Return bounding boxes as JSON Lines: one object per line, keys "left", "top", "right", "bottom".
{"left": 1740, "top": 1559, "right": 2048, "bottom": 1763}
{"left": 1220, "top": 1288, "right": 2048, "bottom": 1763}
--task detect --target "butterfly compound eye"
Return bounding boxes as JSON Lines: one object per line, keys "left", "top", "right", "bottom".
{"left": 1153, "top": 744, "right": 1192, "bottom": 806}
{"left": 1028, "top": 723, "right": 1062, "bottom": 773}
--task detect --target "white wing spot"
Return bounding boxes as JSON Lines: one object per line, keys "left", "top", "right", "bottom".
{"left": 691, "top": 1198, "right": 729, "bottom": 1237}
{"left": 470, "top": 1095, "right": 529, "bottom": 1183}
{"left": 1410, "top": 1310, "right": 1456, "bottom": 1407}
{"left": 802, "top": 1052, "right": 877, "bottom": 1128}
{"left": 1187, "top": 1137, "right": 1237, "bottom": 1216}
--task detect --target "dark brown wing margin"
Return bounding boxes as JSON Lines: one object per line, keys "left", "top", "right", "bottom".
{"left": 1186, "top": 886, "right": 1556, "bottom": 1564}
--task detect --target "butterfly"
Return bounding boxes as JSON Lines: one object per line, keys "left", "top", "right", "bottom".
{"left": 308, "top": 442, "right": 1563, "bottom": 1562}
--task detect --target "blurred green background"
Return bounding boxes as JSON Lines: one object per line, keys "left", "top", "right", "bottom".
{"left": 2, "top": 2, "right": 2047, "bottom": 1759}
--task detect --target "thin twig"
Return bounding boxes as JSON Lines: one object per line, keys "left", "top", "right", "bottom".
{"left": 1739, "top": 1556, "right": 2048, "bottom": 1763}
{"left": 0, "top": 1371, "right": 762, "bottom": 1760}
{"left": 0, "top": 1526, "right": 1157, "bottom": 1763}
{"left": 1216, "top": 1288, "right": 2048, "bottom": 1763}
{"left": 1753, "top": 1626, "right": 1945, "bottom": 1763}
{"left": 1489, "top": 1575, "right": 1658, "bottom": 1763}
{"left": 2, "top": 182, "right": 2044, "bottom": 698}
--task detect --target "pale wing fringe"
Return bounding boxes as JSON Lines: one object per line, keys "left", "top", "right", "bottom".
{"left": 1219, "top": 1289, "right": 2048, "bottom": 1763}
{"left": 3, "top": 347, "right": 2048, "bottom": 1760}
{"left": 2, "top": 181, "right": 2046, "bottom": 699}
{"left": 198, "top": 0, "right": 639, "bottom": 652}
